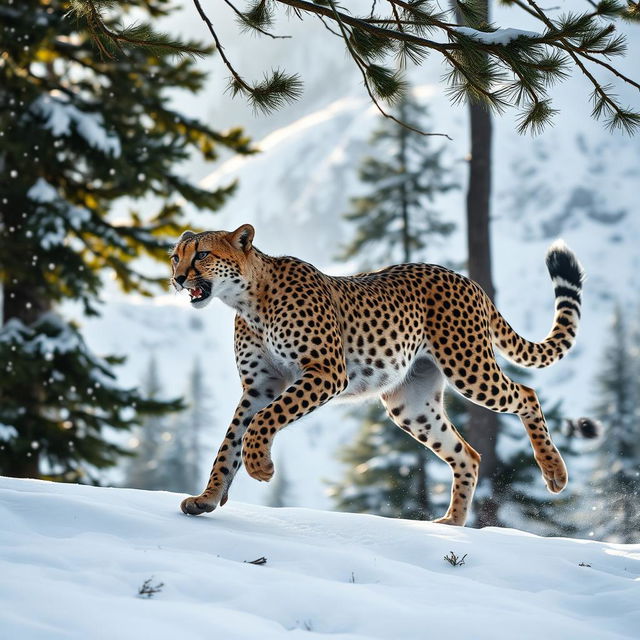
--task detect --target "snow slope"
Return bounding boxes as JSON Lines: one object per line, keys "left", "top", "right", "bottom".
{"left": 1, "top": 477, "right": 639, "bottom": 640}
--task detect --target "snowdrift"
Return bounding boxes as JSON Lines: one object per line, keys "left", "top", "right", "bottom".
{"left": 0, "top": 477, "right": 638, "bottom": 639}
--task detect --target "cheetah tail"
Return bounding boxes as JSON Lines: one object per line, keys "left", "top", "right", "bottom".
{"left": 488, "top": 240, "right": 585, "bottom": 369}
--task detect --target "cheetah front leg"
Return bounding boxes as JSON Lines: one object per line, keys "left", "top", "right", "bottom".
{"left": 180, "top": 379, "right": 284, "bottom": 515}
{"left": 181, "top": 321, "right": 286, "bottom": 515}
{"left": 242, "top": 362, "right": 348, "bottom": 482}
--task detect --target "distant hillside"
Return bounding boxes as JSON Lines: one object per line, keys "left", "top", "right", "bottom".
{"left": 68, "top": 0, "right": 640, "bottom": 506}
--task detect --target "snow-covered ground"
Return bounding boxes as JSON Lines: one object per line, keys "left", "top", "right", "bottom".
{"left": 1, "top": 477, "right": 638, "bottom": 639}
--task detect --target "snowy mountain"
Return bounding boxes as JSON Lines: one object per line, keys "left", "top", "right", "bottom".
{"left": 68, "top": 1, "right": 640, "bottom": 509}
{"left": 1, "top": 477, "right": 638, "bottom": 640}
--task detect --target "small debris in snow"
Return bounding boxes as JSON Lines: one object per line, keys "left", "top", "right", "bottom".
{"left": 244, "top": 556, "right": 267, "bottom": 565}
{"left": 137, "top": 578, "right": 164, "bottom": 598}
{"left": 444, "top": 551, "right": 467, "bottom": 567}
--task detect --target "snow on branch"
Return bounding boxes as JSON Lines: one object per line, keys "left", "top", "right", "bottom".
{"left": 30, "top": 95, "right": 121, "bottom": 157}
{"left": 451, "top": 27, "right": 541, "bottom": 45}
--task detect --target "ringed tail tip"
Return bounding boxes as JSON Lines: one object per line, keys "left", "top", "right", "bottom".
{"left": 546, "top": 239, "right": 585, "bottom": 289}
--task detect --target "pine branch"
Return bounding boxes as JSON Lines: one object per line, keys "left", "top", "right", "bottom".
{"left": 68, "top": 0, "right": 207, "bottom": 59}
{"left": 72, "top": 0, "right": 640, "bottom": 134}
{"left": 228, "top": 69, "right": 304, "bottom": 114}
{"left": 224, "top": 0, "right": 292, "bottom": 39}
{"left": 327, "top": 0, "right": 451, "bottom": 138}
{"left": 273, "top": 0, "right": 451, "bottom": 51}
{"left": 519, "top": 0, "right": 640, "bottom": 132}
{"left": 192, "top": 0, "right": 302, "bottom": 114}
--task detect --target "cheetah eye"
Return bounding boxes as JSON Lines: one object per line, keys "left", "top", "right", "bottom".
{"left": 196, "top": 251, "right": 210, "bottom": 260}
{"left": 171, "top": 255, "right": 179, "bottom": 263}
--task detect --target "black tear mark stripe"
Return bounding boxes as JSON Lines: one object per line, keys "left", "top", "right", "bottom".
{"left": 187, "top": 239, "right": 201, "bottom": 280}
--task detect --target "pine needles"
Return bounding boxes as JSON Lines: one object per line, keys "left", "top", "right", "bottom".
{"left": 228, "top": 69, "right": 304, "bottom": 115}
{"left": 68, "top": 0, "right": 208, "bottom": 59}
{"left": 67, "top": 0, "right": 640, "bottom": 135}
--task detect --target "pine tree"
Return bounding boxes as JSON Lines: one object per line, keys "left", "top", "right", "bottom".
{"left": 123, "top": 355, "right": 167, "bottom": 490}
{"left": 332, "top": 96, "right": 457, "bottom": 520}
{"left": 160, "top": 357, "right": 211, "bottom": 495}
{"left": 588, "top": 306, "right": 640, "bottom": 542}
{"left": 340, "top": 94, "right": 457, "bottom": 267}
{"left": 0, "top": 0, "right": 252, "bottom": 481}
{"left": 73, "top": 0, "right": 640, "bottom": 134}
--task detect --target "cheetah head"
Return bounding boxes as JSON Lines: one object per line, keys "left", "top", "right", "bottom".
{"left": 170, "top": 224, "right": 255, "bottom": 309}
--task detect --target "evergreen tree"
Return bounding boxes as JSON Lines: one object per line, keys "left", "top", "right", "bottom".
{"left": 160, "top": 357, "right": 211, "bottom": 495}
{"left": 332, "top": 97, "right": 457, "bottom": 520}
{"left": 340, "top": 94, "right": 457, "bottom": 267}
{"left": 0, "top": 0, "right": 252, "bottom": 481}
{"left": 0, "top": 315, "right": 176, "bottom": 482}
{"left": 74, "top": 0, "right": 640, "bottom": 134}
{"left": 588, "top": 306, "right": 640, "bottom": 542}
{"left": 123, "top": 355, "right": 167, "bottom": 490}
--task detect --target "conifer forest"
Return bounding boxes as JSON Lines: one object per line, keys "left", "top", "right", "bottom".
{"left": 2, "top": 0, "right": 639, "bottom": 552}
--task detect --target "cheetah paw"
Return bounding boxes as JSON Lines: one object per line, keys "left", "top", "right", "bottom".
{"left": 242, "top": 451, "right": 274, "bottom": 482}
{"left": 242, "top": 434, "right": 275, "bottom": 482}
{"left": 246, "top": 455, "right": 274, "bottom": 482}
{"left": 432, "top": 515, "right": 464, "bottom": 527}
{"left": 180, "top": 494, "right": 217, "bottom": 516}
{"left": 543, "top": 468, "right": 568, "bottom": 494}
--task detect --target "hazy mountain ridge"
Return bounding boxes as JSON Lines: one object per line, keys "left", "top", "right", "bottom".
{"left": 74, "top": 1, "right": 640, "bottom": 507}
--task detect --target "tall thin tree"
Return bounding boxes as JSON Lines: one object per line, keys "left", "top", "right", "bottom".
{"left": 332, "top": 95, "right": 458, "bottom": 520}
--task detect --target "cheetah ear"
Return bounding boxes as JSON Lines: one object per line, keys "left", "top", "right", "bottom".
{"left": 228, "top": 224, "right": 254, "bottom": 253}
{"left": 179, "top": 230, "right": 196, "bottom": 242}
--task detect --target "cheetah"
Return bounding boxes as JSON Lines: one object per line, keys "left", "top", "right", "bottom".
{"left": 170, "top": 224, "right": 584, "bottom": 526}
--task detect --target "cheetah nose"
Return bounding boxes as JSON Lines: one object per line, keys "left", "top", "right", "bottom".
{"left": 175, "top": 275, "right": 186, "bottom": 286}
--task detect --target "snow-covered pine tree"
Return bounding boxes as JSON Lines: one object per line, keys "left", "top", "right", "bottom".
{"left": 0, "top": 0, "right": 252, "bottom": 481}
{"left": 588, "top": 306, "right": 640, "bottom": 543}
{"left": 339, "top": 94, "right": 458, "bottom": 267}
{"left": 123, "top": 355, "right": 167, "bottom": 490}
{"left": 331, "top": 96, "right": 457, "bottom": 520}
{"left": 332, "top": 95, "right": 583, "bottom": 529}
{"left": 160, "top": 357, "right": 211, "bottom": 495}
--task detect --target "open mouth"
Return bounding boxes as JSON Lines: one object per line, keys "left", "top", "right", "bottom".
{"left": 187, "top": 283, "right": 212, "bottom": 305}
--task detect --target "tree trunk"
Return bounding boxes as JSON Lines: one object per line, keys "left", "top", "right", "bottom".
{"left": 399, "top": 101, "right": 411, "bottom": 264}
{"left": 4, "top": 450, "right": 41, "bottom": 478}
{"left": 1, "top": 196, "right": 49, "bottom": 478}
{"left": 459, "top": 0, "right": 502, "bottom": 529}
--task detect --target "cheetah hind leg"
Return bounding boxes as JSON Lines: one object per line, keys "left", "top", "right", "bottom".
{"left": 435, "top": 338, "right": 568, "bottom": 496}
{"left": 381, "top": 358, "right": 480, "bottom": 527}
